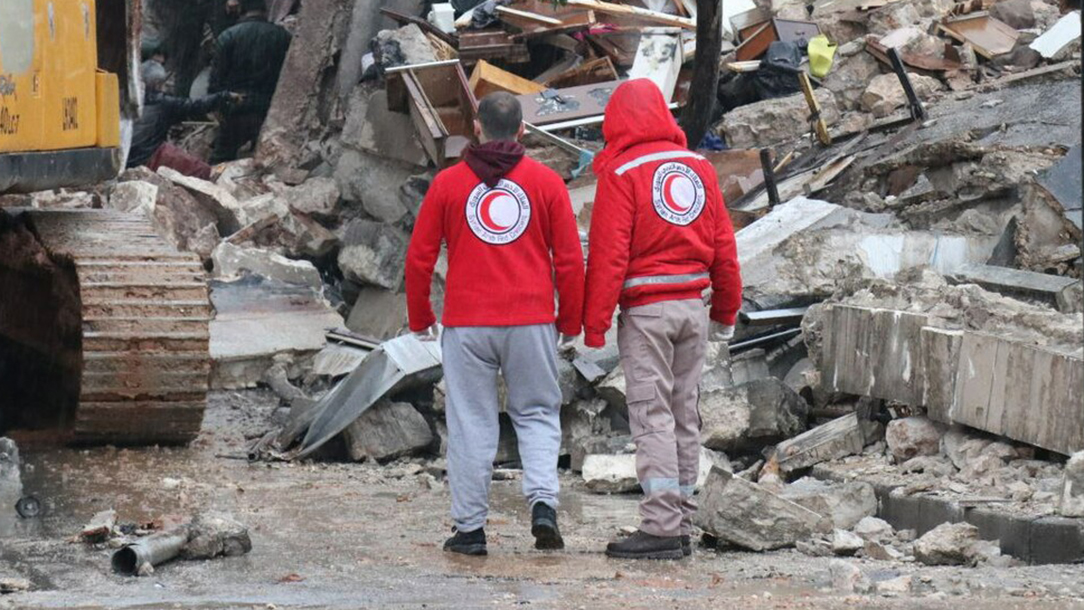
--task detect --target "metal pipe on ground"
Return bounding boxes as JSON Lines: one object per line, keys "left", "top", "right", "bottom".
{"left": 112, "top": 529, "right": 188, "bottom": 576}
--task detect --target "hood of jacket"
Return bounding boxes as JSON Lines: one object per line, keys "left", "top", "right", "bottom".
{"left": 592, "top": 78, "right": 688, "bottom": 174}
{"left": 464, "top": 140, "right": 526, "bottom": 188}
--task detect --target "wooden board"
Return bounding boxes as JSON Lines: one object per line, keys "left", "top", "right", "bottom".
{"left": 458, "top": 30, "right": 531, "bottom": 63}
{"left": 515, "top": 81, "right": 622, "bottom": 126}
{"left": 938, "top": 13, "right": 1019, "bottom": 58}
{"left": 386, "top": 61, "right": 478, "bottom": 168}
{"left": 566, "top": 0, "right": 696, "bottom": 29}
{"left": 702, "top": 149, "right": 764, "bottom": 204}
{"left": 469, "top": 60, "right": 546, "bottom": 99}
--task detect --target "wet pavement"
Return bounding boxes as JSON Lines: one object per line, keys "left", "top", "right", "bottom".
{"left": 2, "top": 390, "right": 1084, "bottom": 609}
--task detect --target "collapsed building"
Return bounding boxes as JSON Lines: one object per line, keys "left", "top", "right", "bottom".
{"left": 1, "top": 0, "right": 1082, "bottom": 580}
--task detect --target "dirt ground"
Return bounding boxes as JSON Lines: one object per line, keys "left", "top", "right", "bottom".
{"left": 2, "top": 390, "right": 1084, "bottom": 610}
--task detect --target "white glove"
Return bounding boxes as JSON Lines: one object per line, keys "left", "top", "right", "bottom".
{"left": 414, "top": 324, "right": 441, "bottom": 342}
{"left": 709, "top": 322, "right": 735, "bottom": 342}
{"left": 558, "top": 334, "right": 577, "bottom": 354}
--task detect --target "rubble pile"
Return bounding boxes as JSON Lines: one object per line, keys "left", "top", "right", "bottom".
{"left": 2, "top": 0, "right": 1081, "bottom": 579}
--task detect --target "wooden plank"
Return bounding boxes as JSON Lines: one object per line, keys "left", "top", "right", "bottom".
{"left": 516, "top": 80, "right": 621, "bottom": 127}
{"left": 496, "top": 5, "right": 563, "bottom": 26}
{"left": 938, "top": 13, "right": 1018, "bottom": 59}
{"left": 469, "top": 60, "right": 546, "bottom": 99}
{"left": 566, "top": 0, "right": 696, "bottom": 29}
{"left": 541, "top": 56, "right": 620, "bottom": 88}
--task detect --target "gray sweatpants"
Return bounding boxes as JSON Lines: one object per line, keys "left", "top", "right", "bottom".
{"left": 442, "top": 324, "right": 562, "bottom": 533}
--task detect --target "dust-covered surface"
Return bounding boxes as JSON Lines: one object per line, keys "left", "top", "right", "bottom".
{"left": 2, "top": 391, "right": 1084, "bottom": 610}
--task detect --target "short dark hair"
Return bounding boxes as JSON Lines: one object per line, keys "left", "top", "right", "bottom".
{"left": 477, "top": 92, "right": 523, "bottom": 141}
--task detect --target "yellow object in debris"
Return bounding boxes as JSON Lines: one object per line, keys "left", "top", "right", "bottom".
{"left": 807, "top": 34, "right": 838, "bottom": 78}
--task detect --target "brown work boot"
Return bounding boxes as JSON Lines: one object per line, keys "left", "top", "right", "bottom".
{"left": 605, "top": 530, "right": 683, "bottom": 560}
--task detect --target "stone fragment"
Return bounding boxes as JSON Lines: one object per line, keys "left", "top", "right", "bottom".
{"left": 109, "top": 181, "right": 158, "bottom": 215}
{"left": 341, "top": 86, "right": 428, "bottom": 167}
{"left": 334, "top": 143, "right": 416, "bottom": 224}
{"left": 720, "top": 89, "right": 841, "bottom": 149}
{"left": 118, "top": 168, "right": 222, "bottom": 259}
{"left": 582, "top": 453, "right": 639, "bottom": 493}
{"left": 780, "top": 478, "right": 877, "bottom": 530}
{"left": 863, "top": 539, "right": 905, "bottom": 562}
{"left": 772, "top": 413, "right": 867, "bottom": 475}
{"left": 212, "top": 242, "right": 323, "bottom": 289}
{"left": 854, "top": 516, "right": 895, "bottom": 542}
{"left": 158, "top": 167, "right": 243, "bottom": 234}
{"left": 595, "top": 366, "right": 627, "bottom": 409}
{"left": 1059, "top": 451, "right": 1084, "bottom": 517}
{"left": 342, "top": 400, "right": 434, "bottom": 461}
{"left": 990, "top": 0, "right": 1036, "bottom": 29}
{"left": 860, "top": 73, "right": 944, "bottom": 118}
{"left": 337, "top": 220, "right": 409, "bottom": 290}
{"left": 182, "top": 512, "right": 252, "bottom": 559}
{"left": 822, "top": 50, "right": 882, "bottom": 111}
{"left": 699, "top": 378, "right": 808, "bottom": 453}
{"left": 913, "top": 522, "right": 983, "bottom": 566}
{"left": 283, "top": 177, "right": 341, "bottom": 220}
{"left": 829, "top": 559, "right": 872, "bottom": 594}
{"left": 0, "top": 577, "right": 30, "bottom": 593}
{"left": 346, "top": 287, "right": 409, "bottom": 341}
{"left": 694, "top": 467, "right": 829, "bottom": 551}
{"left": 832, "top": 529, "right": 865, "bottom": 556}
{"left": 572, "top": 435, "right": 633, "bottom": 473}
{"left": 81, "top": 509, "right": 117, "bottom": 543}
{"left": 886, "top": 416, "right": 942, "bottom": 462}
{"left": 875, "top": 575, "right": 912, "bottom": 595}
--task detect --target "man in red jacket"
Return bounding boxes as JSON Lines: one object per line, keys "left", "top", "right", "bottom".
{"left": 406, "top": 92, "right": 585, "bottom": 556}
{"left": 584, "top": 79, "right": 742, "bottom": 559}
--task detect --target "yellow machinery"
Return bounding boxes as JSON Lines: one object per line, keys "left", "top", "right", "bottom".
{"left": 0, "top": 0, "right": 122, "bottom": 191}
{"left": 1, "top": 0, "right": 211, "bottom": 445}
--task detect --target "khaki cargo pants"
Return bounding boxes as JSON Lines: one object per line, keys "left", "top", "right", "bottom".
{"left": 618, "top": 298, "right": 708, "bottom": 538}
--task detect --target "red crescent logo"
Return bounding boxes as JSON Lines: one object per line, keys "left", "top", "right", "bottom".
{"left": 663, "top": 173, "right": 692, "bottom": 213}
{"left": 479, "top": 191, "right": 515, "bottom": 232}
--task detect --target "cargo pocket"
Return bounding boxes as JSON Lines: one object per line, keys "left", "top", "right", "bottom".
{"left": 625, "top": 382, "right": 662, "bottom": 440}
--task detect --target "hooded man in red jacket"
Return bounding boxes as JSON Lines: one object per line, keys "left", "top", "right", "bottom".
{"left": 406, "top": 92, "right": 585, "bottom": 556}
{"left": 584, "top": 79, "right": 742, "bottom": 559}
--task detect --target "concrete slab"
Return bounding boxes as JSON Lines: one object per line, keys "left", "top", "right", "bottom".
{"left": 953, "top": 263, "right": 1077, "bottom": 304}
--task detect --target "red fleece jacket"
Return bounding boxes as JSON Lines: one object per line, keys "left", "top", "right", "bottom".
{"left": 406, "top": 155, "right": 585, "bottom": 336}
{"left": 583, "top": 79, "right": 742, "bottom": 348}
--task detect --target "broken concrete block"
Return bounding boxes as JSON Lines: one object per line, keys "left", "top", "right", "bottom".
{"left": 158, "top": 167, "right": 243, "bottom": 234}
{"left": 571, "top": 435, "right": 632, "bottom": 473}
{"left": 772, "top": 413, "right": 867, "bottom": 475}
{"left": 1057, "top": 281, "right": 1083, "bottom": 314}
{"left": 342, "top": 400, "right": 434, "bottom": 461}
{"left": 109, "top": 181, "right": 158, "bottom": 215}
{"left": 990, "top": 0, "right": 1037, "bottom": 29}
{"left": 118, "top": 168, "right": 222, "bottom": 259}
{"left": 694, "top": 467, "right": 829, "bottom": 551}
{"left": 341, "top": 86, "right": 429, "bottom": 167}
{"left": 182, "top": 512, "right": 252, "bottom": 559}
{"left": 346, "top": 286, "right": 409, "bottom": 341}
{"left": 337, "top": 220, "right": 409, "bottom": 290}
{"left": 1030, "top": 11, "right": 1081, "bottom": 59}
{"left": 860, "top": 72, "right": 944, "bottom": 118}
{"left": 886, "top": 416, "right": 943, "bottom": 462}
{"left": 209, "top": 277, "right": 345, "bottom": 389}
{"left": 953, "top": 263, "right": 1077, "bottom": 306}
{"left": 699, "top": 378, "right": 808, "bottom": 453}
{"left": 334, "top": 149, "right": 417, "bottom": 224}
{"left": 913, "top": 522, "right": 984, "bottom": 566}
{"left": 853, "top": 516, "right": 895, "bottom": 542}
{"left": 283, "top": 177, "right": 342, "bottom": 221}
{"left": 212, "top": 242, "right": 322, "bottom": 289}
{"left": 0, "top": 577, "right": 30, "bottom": 593}
{"left": 780, "top": 478, "right": 876, "bottom": 530}
{"left": 822, "top": 50, "right": 882, "bottom": 111}
{"left": 832, "top": 529, "right": 865, "bottom": 556}
{"left": 595, "top": 366, "right": 627, "bottom": 410}
{"left": 829, "top": 559, "right": 872, "bottom": 593}
{"left": 721, "top": 89, "right": 841, "bottom": 149}
{"left": 874, "top": 575, "right": 913, "bottom": 595}
{"left": 375, "top": 24, "right": 439, "bottom": 69}
{"left": 1059, "top": 451, "right": 1084, "bottom": 517}
{"left": 582, "top": 453, "right": 639, "bottom": 493}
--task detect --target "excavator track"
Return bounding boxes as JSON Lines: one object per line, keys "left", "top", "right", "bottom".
{"left": 28, "top": 209, "right": 211, "bottom": 445}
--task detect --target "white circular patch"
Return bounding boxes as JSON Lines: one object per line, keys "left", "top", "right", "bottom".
{"left": 466, "top": 179, "right": 532, "bottom": 245}
{"left": 651, "top": 162, "right": 706, "bottom": 226}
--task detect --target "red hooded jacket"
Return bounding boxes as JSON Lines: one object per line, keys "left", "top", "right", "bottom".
{"left": 583, "top": 79, "right": 742, "bottom": 348}
{"left": 405, "top": 147, "right": 585, "bottom": 336}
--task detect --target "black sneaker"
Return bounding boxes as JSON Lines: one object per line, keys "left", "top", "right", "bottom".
{"left": 531, "top": 502, "right": 565, "bottom": 550}
{"left": 605, "top": 530, "right": 683, "bottom": 560}
{"left": 681, "top": 535, "right": 692, "bottom": 556}
{"left": 444, "top": 527, "right": 487, "bottom": 556}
